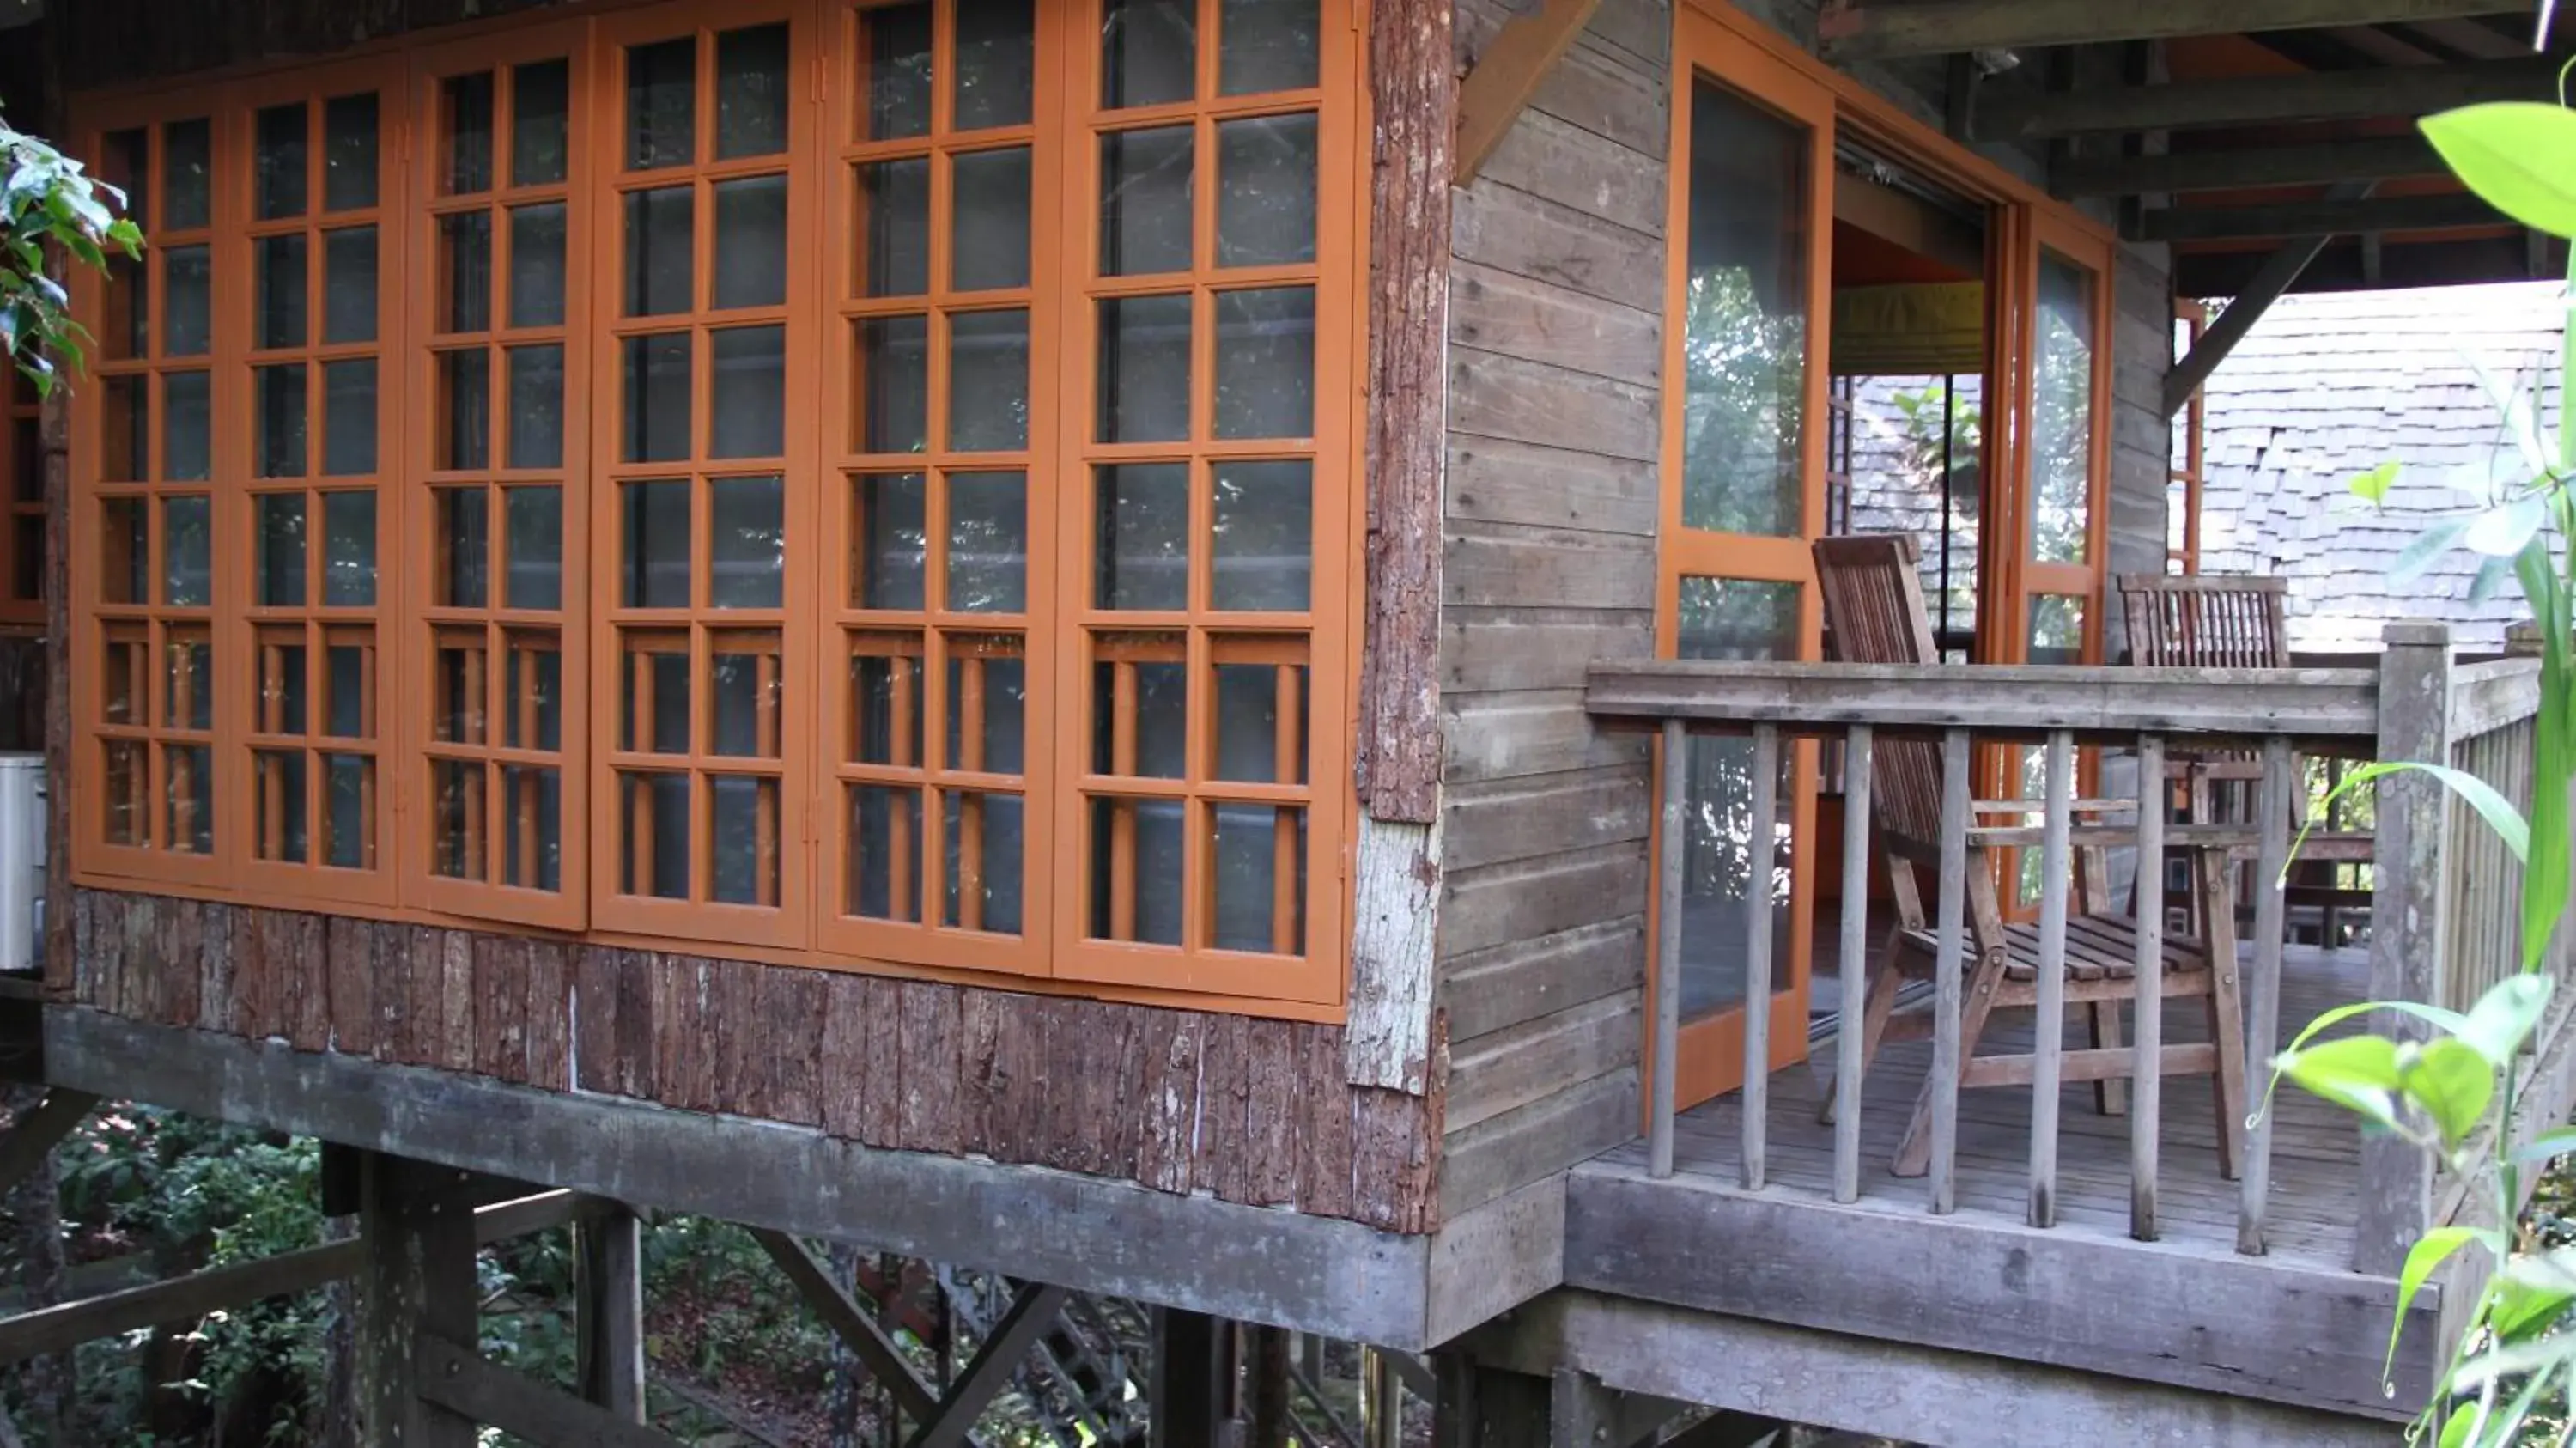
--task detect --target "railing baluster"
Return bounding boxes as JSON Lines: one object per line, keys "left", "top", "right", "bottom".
{"left": 2029, "top": 729, "right": 2072, "bottom": 1229}
{"left": 2239, "top": 734, "right": 2292, "bottom": 1255}
{"left": 1929, "top": 727, "right": 1971, "bottom": 1214}
{"left": 1835, "top": 723, "right": 1874, "bottom": 1205}
{"left": 1650, "top": 718, "right": 1686, "bottom": 1181}
{"left": 2130, "top": 733, "right": 2166, "bottom": 1242}
{"left": 1741, "top": 723, "right": 1779, "bottom": 1191}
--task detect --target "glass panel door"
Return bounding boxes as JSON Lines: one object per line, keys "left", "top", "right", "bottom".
{"left": 1657, "top": 15, "right": 1833, "bottom": 1110}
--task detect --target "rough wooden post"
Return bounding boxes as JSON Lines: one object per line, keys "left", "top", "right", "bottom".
{"left": 357, "top": 1153, "right": 481, "bottom": 1448}
{"left": 574, "top": 1202, "right": 646, "bottom": 1423}
{"left": 1245, "top": 1324, "right": 1291, "bottom": 1448}
{"left": 1431, "top": 1354, "right": 1547, "bottom": 1448}
{"left": 1150, "top": 1309, "right": 1229, "bottom": 1448}
{"left": 2359, "top": 621, "right": 2453, "bottom": 1276}
{"left": 1361, "top": 1348, "right": 1404, "bottom": 1448}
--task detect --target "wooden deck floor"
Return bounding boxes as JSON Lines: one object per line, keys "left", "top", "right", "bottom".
{"left": 1590, "top": 943, "right": 2378, "bottom": 1268}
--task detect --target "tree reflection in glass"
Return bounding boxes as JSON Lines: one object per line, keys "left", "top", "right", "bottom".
{"left": 1680, "top": 78, "right": 1807, "bottom": 539}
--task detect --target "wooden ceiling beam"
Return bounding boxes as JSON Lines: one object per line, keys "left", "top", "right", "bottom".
{"left": 1453, "top": 0, "right": 1605, "bottom": 185}
{"left": 1817, "top": 0, "right": 2520, "bottom": 62}
{"left": 2131, "top": 190, "right": 2501, "bottom": 242}
{"left": 2056, "top": 136, "right": 2442, "bottom": 195}
{"left": 1976, "top": 52, "right": 2563, "bottom": 137}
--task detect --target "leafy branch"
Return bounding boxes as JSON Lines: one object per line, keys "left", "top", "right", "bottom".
{"left": 1, "top": 111, "right": 143, "bottom": 398}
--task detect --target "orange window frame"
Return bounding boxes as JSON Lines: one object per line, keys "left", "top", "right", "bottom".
{"left": 65, "top": 0, "right": 1362, "bottom": 1020}
{"left": 404, "top": 21, "right": 598, "bottom": 931}
{"left": 1, "top": 371, "right": 40, "bottom": 626}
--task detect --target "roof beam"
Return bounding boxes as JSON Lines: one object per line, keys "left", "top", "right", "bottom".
{"left": 1818, "top": 0, "right": 2520, "bottom": 62}
{"left": 1977, "top": 52, "right": 2564, "bottom": 138}
{"left": 2163, "top": 184, "right": 2374, "bottom": 418}
{"left": 2133, "top": 190, "right": 2501, "bottom": 241}
{"left": 1453, "top": 0, "right": 1605, "bottom": 185}
{"left": 2057, "top": 136, "right": 2443, "bottom": 195}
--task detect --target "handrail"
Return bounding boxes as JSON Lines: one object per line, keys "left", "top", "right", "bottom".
{"left": 1587, "top": 660, "right": 2379, "bottom": 741}
{"left": 2450, "top": 655, "right": 2543, "bottom": 741}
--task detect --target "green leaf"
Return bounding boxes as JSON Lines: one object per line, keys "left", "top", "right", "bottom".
{"left": 2458, "top": 974, "right": 2555, "bottom": 1065}
{"left": 2398, "top": 1036, "right": 2495, "bottom": 1147}
{"left": 2465, "top": 493, "right": 2549, "bottom": 556}
{"left": 2388, "top": 1226, "right": 2490, "bottom": 1386}
{"left": 2393, "top": 516, "right": 2477, "bottom": 583}
{"left": 2276, "top": 1033, "right": 2405, "bottom": 1128}
{"left": 2489, "top": 1269, "right": 2576, "bottom": 1342}
{"left": 2422, "top": 103, "right": 2576, "bottom": 240}
{"left": 2299, "top": 760, "right": 2528, "bottom": 867}
{"left": 2348, "top": 459, "right": 2402, "bottom": 507}
{"left": 2515, "top": 1125, "right": 2576, "bottom": 1166}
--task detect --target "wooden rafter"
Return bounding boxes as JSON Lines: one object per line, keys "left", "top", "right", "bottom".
{"left": 2165, "top": 184, "right": 2375, "bottom": 418}
{"left": 1453, "top": 0, "right": 1605, "bottom": 184}
{"left": 2055, "top": 136, "right": 2441, "bottom": 196}
{"left": 1978, "top": 52, "right": 2564, "bottom": 138}
{"left": 1820, "top": 0, "right": 2524, "bottom": 61}
{"left": 2134, "top": 190, "right": 2498, "bottom": 242}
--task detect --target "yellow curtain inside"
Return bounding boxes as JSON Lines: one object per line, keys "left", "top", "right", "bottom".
{"left": 1831, "top": 282, "right": 1984, "bottom": 376}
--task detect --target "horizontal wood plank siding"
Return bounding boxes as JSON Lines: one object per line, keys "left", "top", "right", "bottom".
{"left": 69, "top": 887, "right": 1436, "bottom": 1233}
{"left": 1436, "top": 0, "right": 1668, "bottom": 1219}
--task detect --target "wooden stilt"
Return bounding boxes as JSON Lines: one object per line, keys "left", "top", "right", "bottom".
{"left": 1431, "top": 1354, "right": 1549, "bottom": 1448}
{"left": 1245, "top": 1325, "right": 1291, "bottom": 1448}
{"left": 575, "top": 1201, "right": 647, "bottom": 1423}
{"left": 356, "top": 1153, "right": 480, "bottom": 1448}
{"left": 1149, "top": 1308, "right": 1228, "bottom": 1448}
{"left": 1361, "top": 1348, "right": 1404, "bottom": 1448}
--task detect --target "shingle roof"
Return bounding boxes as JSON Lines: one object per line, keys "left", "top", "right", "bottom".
{"left": 2199, "top": 281, "right": 2567, "bottom": 654}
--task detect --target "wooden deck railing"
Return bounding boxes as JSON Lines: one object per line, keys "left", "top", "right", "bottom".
{"left": 1587, "top": 629, "right": 2490, "bottom": 1264}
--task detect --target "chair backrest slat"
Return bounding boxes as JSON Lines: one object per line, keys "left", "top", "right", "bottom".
{"left": 2118, "top": 573, "right": 2289, "bottom": 669}
{"left": 1814, "top": 534, "right": 1945, "bottom": 844}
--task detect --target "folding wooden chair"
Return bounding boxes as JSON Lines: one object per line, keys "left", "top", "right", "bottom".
{"left": 1815, "top": 534, "right": 2249, "bottom": 1180}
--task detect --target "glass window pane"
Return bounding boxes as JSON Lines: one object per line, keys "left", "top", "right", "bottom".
{"left": 848, "top": 640, "right": 922, "bottom": 764}
{"left": 621, "top": 635, "right": 692, "bottom": 751}
{"left": 622, "top": 479, "right": 691, "bottom": 608}
{"left": 1220, "top": 0, "right": 1319, "bottom": 94}
{"left": 504, "top": 640, "right": 563, "bottom": 749}
{"left": 431, "top": 757, "right": 477, "bottom": 876}
{"left": 438, "top": 486, "right": 489, "bottom": 608}
{"left": 164, "top": 245, "right": 212, "bottom": 356}
{"left": 1103, "top": 0, "right": 1195, "bottom": 108}
{"left": 947, "top": 309, "right": 1028, "bottom": 453}
{"left": 946, "top": 472, "right": 1025, "bottom": 612}
{"left": 1093, "top": 649, "right": 1187, "bottom": 776}
{"left": 103, "top": 740, "right": 146, "bottom": 845}
{"left": 951, "top": 148, "right": 1031, "bottom": 291}
{"left": 171, "top": 744, "right": 216, "bottom": 853}
{"left": 256, "top": 103, "right": 308, "bottom": 220}
{"left": 257, "top": 637, "right": 308, "bottom": 735}
{"left": 164, "top": 498, "right": 211, "bottom": 607}
{"left": 441, "top": 350, "right": 491, "bottom": 471}
{"left": 1680, "top": 78, "right": 1810, "bottom": 538}
{"left": 955, "top": 0, "right": 1036, "bottom": 129}
{"left": 256, "top": 493, "right": 307, "bottom": 606}
{"left": 709, "top": 776, "right": 781, "bottom": 905}
{"left": 322, "top": 359, "right": 376, "bottom": 477}
{"left": 102, "top": 251, "right": 145, "bottom": 362}
{"left": 1089, "top": 796, "right": 1183, "bottom": 942}
{"left": 258, "top": 365, "right": 308, "bottom": 478}
{"left": 167, "top": 631, "right": 214, "bottom": 728}
{"left": 1213, "top": 287, "right": 1314, "bottom": 438}
{"left": 945, "top": 637, "right": 1024, "bottom": 771}
{"left": 164, "top": 373, "right": 210, "bottom": 482}
{"left": 2032, "top": 252, "right": 2095, "bottom": 566}
{"left": 100, "top": 129, "right": 146, "bottom": 230}
{"left": 716, "top": 24, "right": 791, "bottom": 158}
{"left": 624, "top": 186, "right": 695, "bottom": 316}
{"left": 325, "top": 644, "right": 370, "bottom": 738}
{"left": 942, "top": 791, "right": 1024, "bottom": 934}
{"left": 506, "top": 767, "right": 564, "bottom": 888}
{"left": 258, "top": 234, "right": 308, "bottom": 350}
{"left": 323, "top": 93, "right": 379, "bottom": 211}
{"left": 1212, "top": 459, "right": 1309, "bottom": 610}
{"left": 1676, "top": 575, "right": 1798, "bottom": 1024}
{"left": 1095, "top": 464, "right": 1188, "bottom": 609}
{"left": 324, "top": 227, "right": 378, "bottom": 344}
{"left": 859, "top": 158, "right": 931, "bottom": 297}
{"left": 853, "top": 316, "right": 929, "bottom": 454}
{"left": 623, "top": 771, "right": 691, "bottom": 897}
{"left": 622, "top": 333, "right": 693, "bottom": 463}
{"left": 1213, "top": 660, "right": 1305, "bottom": 781}
{"left": 102, "top": 379, "right": 146, "bottom": 483}
{"left": 709, "top": 475, "right": 785, "bottom": 607}
{"left": 710, "top": 325, "right": 786, "bottom": 458}
{"left": 1100, "top": 126, "right": 1193, "bottom": 276}
{"left": 445, "top": 72, "right": 496, "bottom": 193}
{"left": 709, "top": 645, "right": 781, "bottom": 755}
{"left": 1096, "top": 294, "right": 1191, "bottom": 443}
{"left": 2027, "top": 593, "right": 2085, "bottom": 665}
{"left": 1679, "top": 575, "right": 1798, "bottom": 660}
{"left": 846, "top": 784, "right": 922, "bottom": 920}
{"left": 440, "top": 211, "right": 493, "bottom": 333}
{"left": 853, "top": 474, "right": 927, "bottom": 610}
{"left": 1216, "top": 113, "right": 1316, "bottom": 266}
{"left": 859, "top": 3, "right": 933, "bottom": 141}
{"left": 100, "top": 502, "right": 146, "bottom": 605}
{"left": 513, "top": 60, "right": 572, "bottom": 186}
{"left": 505, "top": 486, "right": 564, "bottom": 611}
{"left": 508, "top": 203, "right": 568, "bottom": 328}
{"left": 507, "top": 344, "right": 565, "bottom": 470}
{"left": 258, "top": 751, "right": 310, "bottom": 864}
{"left": 1212, "top": 804, "right": 1303, "bottom": 952}
{"left": 713, "top": 175, "right": 788, "bottom": 308}
{"left": 627, "top": 37, "right": 697, "bottom": 169}
{"left": 325, "top": 491, "right": 377, "bottom": 605}
{"left": 164, "top": 119, "right": 211, "bottom": 230}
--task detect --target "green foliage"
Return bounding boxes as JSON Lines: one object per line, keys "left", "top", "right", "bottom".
{"left": 0, "top": 111, "right": 143, "bottom": 397}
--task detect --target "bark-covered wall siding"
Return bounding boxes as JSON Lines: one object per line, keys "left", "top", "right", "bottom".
{"left": 1431, "top": 0, "right": 1668, "bottom": 1222}
{"left": 58, "top": 888, "right": 1438, "bottom": 1232}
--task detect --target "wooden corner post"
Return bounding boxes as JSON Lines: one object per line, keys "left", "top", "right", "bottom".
{"left": 356, "top": 1153, "right": 483, "bottom": 1448}
{"left": 2358, "top": 621, "right": 2452, "bottom": 1276}
{"left": 575, "top": 1202, "right": 646, "bottom": 1422}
